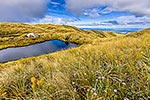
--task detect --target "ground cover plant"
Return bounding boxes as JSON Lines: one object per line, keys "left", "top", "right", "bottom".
{"left": 0, "top": 22, "right": 150, "bottom": 100}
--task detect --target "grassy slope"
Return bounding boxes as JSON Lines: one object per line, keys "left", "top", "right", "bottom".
{"left": 0, "top": 22, "right": 150, "bottom": 99}
{"left": 0, "top": 22, "right": 114, "bottom": 49}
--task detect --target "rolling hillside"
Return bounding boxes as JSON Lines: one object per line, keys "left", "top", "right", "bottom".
{"left": 0, "top": 22, "right": 150, "bottom": 100}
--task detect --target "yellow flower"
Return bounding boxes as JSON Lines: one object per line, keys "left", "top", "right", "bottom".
{"left": 40, "top": 77, "right": 45, "bottom": 83}
{"left": 31, "top": 84, "right": 36, "bottom": 91}
{"left": 31, "top": 77, "right": 36, "bottom": 91}
{"left": 37, "top": 77, "right": 45, "bottom": 86}
{"left": 31, "top": 77, "right": 36, "bottom": 83}
{"left": 37, "top": 80, "right": 41, "bottom": 86}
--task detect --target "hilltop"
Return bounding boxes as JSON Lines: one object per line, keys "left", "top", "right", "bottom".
{"left": 0, "top": 22, "right": 118, "bottom": 49}
{"left": 0, "top": 22, "right": 150, "bottom": 99}
{"left": 127, "top": 28, "right": 150, "bottom": 37}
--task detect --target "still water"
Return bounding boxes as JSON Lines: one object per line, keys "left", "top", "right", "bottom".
{"left": 0, "top": 40, "right": 78, "bottom": 63}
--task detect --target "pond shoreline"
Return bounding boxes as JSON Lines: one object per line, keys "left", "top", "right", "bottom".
{"left": 0, "top": 40, "right": 79, "bottom": 63}
{"left": 0, "top": 38, "right": 82, "bottom": 50}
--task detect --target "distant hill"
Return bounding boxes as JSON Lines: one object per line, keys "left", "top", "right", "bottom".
{"left": 127, "top": 28, "right": 150, "bottom": 37}
{"left": 85, "top": 30, "right": 118, "bottom": 38}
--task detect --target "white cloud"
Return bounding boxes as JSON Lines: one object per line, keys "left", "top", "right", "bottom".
{"left": 0, "top": 0, "right": 49, "bottom": 22}
{"left": 66, "top": 0, "right": 150, "bottom": 16}
{"left": 71, "top": 15, "right": 150, "bottom": 28}
{"left": 117, "top": 15, "right": 150, "bottom": 25}
{"left": 33, "top": 15, "right": 77, "bottom": 24}
{"left": 84, "top": 8, "right": 100, "bottom": 18}
{"left": 50, "top": 2, "right": 61, "bottom": 5}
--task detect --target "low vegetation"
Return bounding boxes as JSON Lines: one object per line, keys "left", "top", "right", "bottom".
{"left": 0, "top": 22, "right": 150, "bottom": 99}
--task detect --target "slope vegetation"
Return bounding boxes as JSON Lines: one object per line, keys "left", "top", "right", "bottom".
{"left": 0, "top": 23, "right": 149, "bottom": 100}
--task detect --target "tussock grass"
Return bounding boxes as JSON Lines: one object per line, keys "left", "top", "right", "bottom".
{"left": 0, "top": 22, "right": 150, "bottom": 99}
{"left": 86, "top": 30, "right": 118, "bottom": 38}
{"left": 0, "top": 22, "right": 108, "bottom": 49}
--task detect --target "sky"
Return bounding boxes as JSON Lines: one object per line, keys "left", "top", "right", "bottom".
{"left": 0, "top": 0, "right": 150, "bottom": 28}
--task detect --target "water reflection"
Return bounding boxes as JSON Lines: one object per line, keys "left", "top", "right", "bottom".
{"left": 0, "top": 40, "right": 78, "bottom": 63}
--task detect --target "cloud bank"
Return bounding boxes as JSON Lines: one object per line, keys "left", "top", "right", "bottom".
{"left": 66, "top": 0, "right": 150, "bottom": 16}
{"left": 0, "top": 0, "right": 49, "bottom": 22}
{"left": 73, "top": 15, "right": 150, "bottom": 28}
{"left": 32, "top": 15, "right": 78, "bottom": 24}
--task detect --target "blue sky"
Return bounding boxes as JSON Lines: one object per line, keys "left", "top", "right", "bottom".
{"left": 0, "top": 0, "right": 150, "bottom": 28}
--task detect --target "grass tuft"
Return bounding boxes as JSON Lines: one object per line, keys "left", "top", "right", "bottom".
{"left": 0, "top": 22, "right": 150, "bottom": 99}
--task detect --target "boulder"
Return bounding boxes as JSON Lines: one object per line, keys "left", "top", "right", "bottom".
{"left": 26, "top": 33, "right": 39, "bottom": 39}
